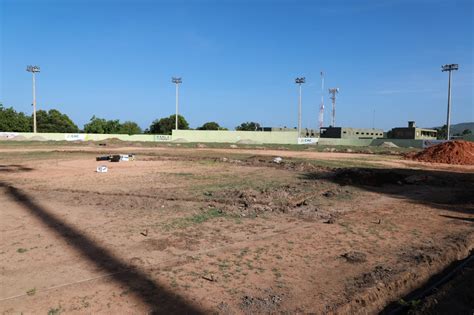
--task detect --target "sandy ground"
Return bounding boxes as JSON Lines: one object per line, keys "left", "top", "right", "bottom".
{"left": 0, "top": 144, "right": 473, "bottom": 314}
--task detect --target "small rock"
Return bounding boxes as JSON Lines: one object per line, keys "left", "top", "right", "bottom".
{"left": 323, "top": 190, "right": 336, "bottom": 197}
{"left": 341, "top": 251, "right": 367, "bottom": 263}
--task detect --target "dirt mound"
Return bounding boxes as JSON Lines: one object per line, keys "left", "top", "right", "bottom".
{"left": 408, "top": 140, "right": 474, "bottom": 165}
{"left": 379, "top": 141, "right": 399, "bottom": 148}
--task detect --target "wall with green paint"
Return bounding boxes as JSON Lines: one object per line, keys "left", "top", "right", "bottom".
{"left": 0, "top": 132, "right": 167, "bottom": 142}
{"left": 172, "top": 130, "right": 299, "bottom": 144}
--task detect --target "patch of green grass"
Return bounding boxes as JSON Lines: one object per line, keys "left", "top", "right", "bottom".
{"left": 272, "top": 268, "right": 282, "bottom": 279}
{"left": 26, "top": 288, "right": 36, "bottom": 296}
{"left": 17, "top": 248, "right": 28, "bottom": 253}
{"left": 163, "top": 208, "right": 229, "bottom": 230}
{"left": 47, "top": 306, "right": 62, "bottom": 315}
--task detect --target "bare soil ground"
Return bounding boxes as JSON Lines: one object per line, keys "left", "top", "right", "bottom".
{"left": 0, "top": 143, "right": 473, "bottom": 314}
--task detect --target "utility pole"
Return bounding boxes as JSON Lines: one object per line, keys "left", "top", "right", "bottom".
{"left": 172, "top": 77, "right": 182, "bottom": 130}
{"left": 319, "top": 72, "right": 325, "bottom": 129}
{"left": 441, "top": 64, "right": 459, "bottom": 140}
{"left": 26, "top": 65, "right": 40, "bottom": 133}
{"left": 328, "top": 88, "right": 339, "bottom": 127}
{"left": 295, "top": 77, "right": 305, "bottom": 136}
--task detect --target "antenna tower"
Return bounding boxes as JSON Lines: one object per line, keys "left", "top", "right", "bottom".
{"left": 328, "top": 88, "right": 339, "bottom": 127}
{"left": 318, "top": 72, "right": 324, "bottom": 128}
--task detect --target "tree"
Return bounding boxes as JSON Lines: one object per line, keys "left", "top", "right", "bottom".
{"left": 148, "top": 114, "right": 189, "bottom": 135}
{"left": 84, "top": 116, "right": 122, "bottom": 134}
{"left": 84, "top": 116, "right": 108, "bottom": 133}
{"left": 36, "top": 109, "right": 79, "bottom": 133}
{"left": 435, "top": 125, "right": 447, "bottom": 140}
{"left": 462, "top": 129, "right": 472, "bottom": 135}
{"left": 0, "top": 104, "right": 31, "bottom": 132}
{"left": 197, "top": 121, "right": 220, "bottom": 130}
{"left": 235, "top": 121, "right": 261, "bottom": 131}
{"left": 119, "top": 121, "right": 142, "bottom": 135}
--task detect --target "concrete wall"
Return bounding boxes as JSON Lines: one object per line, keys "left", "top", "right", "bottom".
{"left": 0, "top": 132, "right": 170, "bottom": 142}
{"left": 172, "top": 130, "right": 298, "bottom": 144}
{"left": 318, "top": 138, "right": 425, "bottom": 148}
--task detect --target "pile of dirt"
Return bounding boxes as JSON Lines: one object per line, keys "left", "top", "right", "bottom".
{"left": 407, "top": 140, "right": 474, "bottom": 165}
{"left": 379, "top": 141, "right": 399, "bottom": 148}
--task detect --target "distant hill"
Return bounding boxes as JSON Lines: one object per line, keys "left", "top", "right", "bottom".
{"left": 432, "top": 122, "right": 474, "bottom": 135}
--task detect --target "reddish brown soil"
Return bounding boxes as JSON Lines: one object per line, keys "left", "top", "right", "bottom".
{"left": 0, "top": 145, "right": 473, "bottom": 314}
{"left": 408, "top": 140, "right": 474, "bottom": 165}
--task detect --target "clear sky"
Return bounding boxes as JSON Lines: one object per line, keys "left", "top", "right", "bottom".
{"left": 1, "top": 0, "right": 473, "bottom": 131}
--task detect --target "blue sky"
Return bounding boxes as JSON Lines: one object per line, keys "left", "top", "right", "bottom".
{"left": 1, "top": 0, "right": 473, "bottom": 131}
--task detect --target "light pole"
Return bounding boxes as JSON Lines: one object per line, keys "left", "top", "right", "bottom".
{"left": 295, "top": 77, "right": 305, "bottom": 136}
{"left": 26, "top": 65, "right": 41, "bottom": 133}
{"left": 172, "top": 77, "right": 182, "bottom": 130}
{"left": 441, "top": 64, "right": 459, "bottom": 140}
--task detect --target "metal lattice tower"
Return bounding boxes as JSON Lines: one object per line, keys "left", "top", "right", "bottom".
{"left": 328, "top": 88, "right": 339, "bottom": 127}
{"left": 319, "top": 72, "right": 325, "bottom": 129}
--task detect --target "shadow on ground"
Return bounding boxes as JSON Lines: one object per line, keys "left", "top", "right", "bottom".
{"left": 301, "top": 167, "right": 474, "bottom": 216}
{"left": 0, "top": 181, "right": 203, "bottom": 314}
{"left": 0, "top": 165, "right": 34, "bottom": 173}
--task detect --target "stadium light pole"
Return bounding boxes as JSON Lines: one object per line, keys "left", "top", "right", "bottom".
{"left": 172, "top": 77, "right": 182, "bottom": 130}
{"left": 295, "top": 77, "right": 305, "bottom": 137}
{"left": 26, "top": 65, "right": 41, "bottom": 133}
{"left": 441, "top": 64, "right": 458, "bottom": 140}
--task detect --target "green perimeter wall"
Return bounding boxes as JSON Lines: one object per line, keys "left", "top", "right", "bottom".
{"left": 0, "top": 132, "right": 168, "bottom": 142}
{"left": 2, "top": 131, "right": 472, "bottom": 148}
{"left": 172, "top": 130, "right": 298, "bottom": 144}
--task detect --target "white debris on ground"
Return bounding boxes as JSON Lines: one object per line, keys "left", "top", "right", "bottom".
{"left": 96, "top": 165, "right": 108, "bottom": 173}
{"left": 273, "top": 157, "right": 283, "bottom": 164}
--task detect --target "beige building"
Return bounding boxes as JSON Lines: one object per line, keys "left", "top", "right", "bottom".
{"left": 390, "top": 121, "right": 437, "bottom": 140}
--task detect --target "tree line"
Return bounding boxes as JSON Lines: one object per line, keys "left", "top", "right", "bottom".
{"left": 0, "top": 104, "right": 262, "bottom": 134}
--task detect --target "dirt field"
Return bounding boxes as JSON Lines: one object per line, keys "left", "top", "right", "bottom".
{"left": 1, "top": 142, "right": 473, "bottom": 314}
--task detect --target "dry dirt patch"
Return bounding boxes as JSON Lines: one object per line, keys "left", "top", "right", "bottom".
{"left": 0, "top": 145, "right": 473, "bottom": 314}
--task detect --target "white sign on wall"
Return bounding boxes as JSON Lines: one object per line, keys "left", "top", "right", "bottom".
{"left": 155, "top": 135, "right": 172, "bottom": 141}
{"left": 65, "top": 134, "right": 86, "bottom": 141}
{"left": 297, "top": 137, "right": 319, "bottom": 145}
{"left": 0, "top": 132, "right": 19, "bottom": 139}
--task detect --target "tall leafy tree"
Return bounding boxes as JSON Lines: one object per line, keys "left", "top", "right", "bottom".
{"left": 83, "top": 116, "right": 108, "bottom": 133}
{"left": 84, "top": 116, "right": 122, "bottom": 134}
{"left": 235, "top": 121, "right": 261, "bottom": 131}
{"left": 0, "top": 104, "right": 31, "bottom": 132}
{"left": 119, "top": 121, "right": 142, "bottom": 135}
{"left": 148, "top": 114, "right": 189, "bottom": 135}
{"left": 197, "top": 121, "right": 221, "bottom": 130}
{"left": 36, "top": 109, "right": 79, "bottom": 133}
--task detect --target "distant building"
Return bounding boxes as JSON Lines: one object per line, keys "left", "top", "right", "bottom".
{"left": 389, "top": 121, "right": 437, "bottom": 140}
{"left": 258, "top": 127, "right": 317, "bottom": 137}
{"left": 319, "top": 127, "right": 384, "bottom": 139}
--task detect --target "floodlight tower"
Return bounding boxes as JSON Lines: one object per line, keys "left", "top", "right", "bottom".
{"left": 441, "top": 64, "right": 459, "bottom": 140}
{"left": 319, "top": 72, "right": 325, "bottom": 129}
{"left": 172, "top": 77, "right": 182, "bottom": 130}
{"left": 26, "top": 65, "right": 41, "bottom": 133}
{"left": 295, "top": 77, "right": 305, "bottom": 136}
{"left": 328, "top": 88, "right": 339, "bottom": 127}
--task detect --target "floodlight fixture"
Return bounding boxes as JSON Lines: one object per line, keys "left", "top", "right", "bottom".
{"left": 441, "top": 64, "right": 459, "bottom": 140}
{"left": 295, "top": 77, "right": 305, "bottom": 84}
{"left": 441, "top": 64, "right": 458, "bottom": 72}
{"left": 172, "top": 77, "right": 182, "bottom": 84}
{"left": 26, "top": 65, "right": 41, "bottom": 73}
